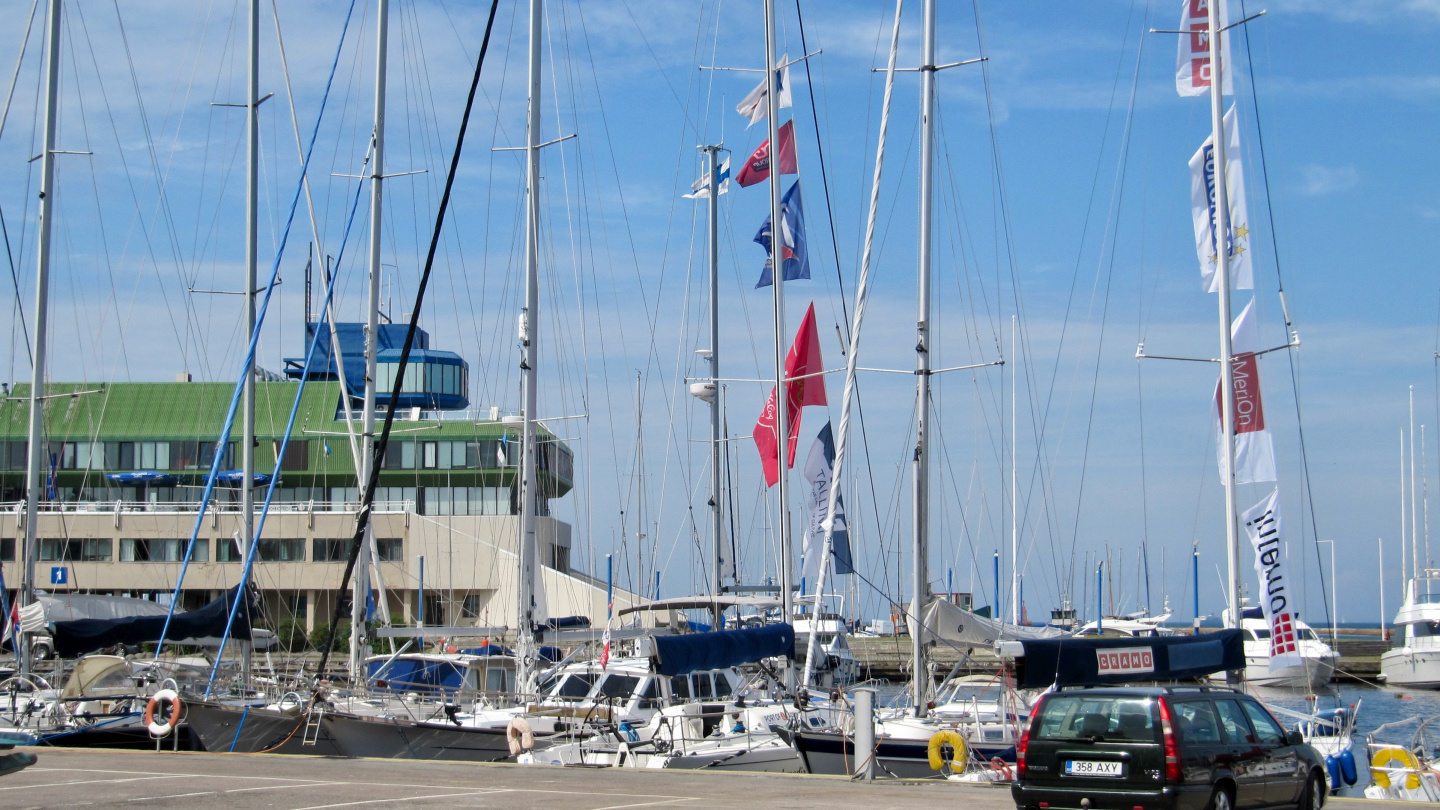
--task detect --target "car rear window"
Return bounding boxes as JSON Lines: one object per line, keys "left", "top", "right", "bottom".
{"left": 1035, "top": 695, "right": 1159, "bottom": 743}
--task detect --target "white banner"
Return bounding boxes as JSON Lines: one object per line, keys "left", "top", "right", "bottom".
{"left": 799, "top": 423, "right": 852, "bottom": 590}
{"left": 1190, "top": 106, "right": 1252, "bottom": 292}
{"left": 1242, "top": 489, "right": 1305, "bottom": 673}
{"left": 1214, "top": 299, "right": 1276, "bottom": 484}
{"left": 1176, "top": 0, "right": 1234, "bottom": 98}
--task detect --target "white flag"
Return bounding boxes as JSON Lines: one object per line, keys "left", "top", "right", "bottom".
{"left": 1189, "top": 105, "right": 1252, "bottom": 292}
{"left": 682, "top": 157, "right": 731, "bottom": 199}
{"left": 735, "top": 54, "right": 793, "bottom": 128}
{"left": 1242, "top": 489, "right": 1304, "bottom": 673}
{"left": 799, "top": 423, "right": 852, "bottom": 590}
{"left": 1214, "top": 299, "right": 1275, "bottom": 484}
{"left": 1176, "top": 0, "right": 1234, "bottom": 98}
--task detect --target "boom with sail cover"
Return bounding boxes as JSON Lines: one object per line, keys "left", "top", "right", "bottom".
{"left": 53, "top": 586, "right": 257, "bottom": 658}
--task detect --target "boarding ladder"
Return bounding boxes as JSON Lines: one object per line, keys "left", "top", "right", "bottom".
{"left": 302, "top": 704, "right": 324, "bottom": 746}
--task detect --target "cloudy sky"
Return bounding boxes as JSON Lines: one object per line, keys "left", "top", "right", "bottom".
{"left": 1, "top": 0, "right": 1436, "bottom": 626}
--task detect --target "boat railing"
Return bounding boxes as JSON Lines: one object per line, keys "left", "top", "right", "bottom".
{"left": 13, "top": 499, "right": 414, "bottom": 515}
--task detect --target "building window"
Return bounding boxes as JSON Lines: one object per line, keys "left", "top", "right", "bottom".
{"left": 550, "top": 545, "right": 569, "bottom": 573}
{"left": 214, "top": 538, "right": 240, "bottom": 562}
{"left": 376, "top": 537, "right": 403, "bottom": 562}
{"left": 279, "top": 440, "right": 309, "bottom": 472}
{"left": 313, "top": 538, "right": 349, "bottom": 562}
{"left": 257, "top": 538, "right": 304, "bottom": 562}
{"left": 461, "top": 594, "right": 480, "bottom": 619}
{"left": 421, "top": 442, "right": 438, "bottom": 469}
{"left": 382, "top": 441, "right": 415, "bottom": 470}
{"left": 119, "top": 538, "right": 185, "bottom": 562}
{"left": 0, "top": 442, "right": 25, "bottom": 471}
{"left": 288, "top": 592, "right": 307, "bottom": 619}
{"left": 40, "top": 538, "right": 111, "bottom": 562}
{"left": 423, "top": 593, "right": 446, "bottom": 626}
{"left": 0, "top": 538, "right": 12, "bottom": 561}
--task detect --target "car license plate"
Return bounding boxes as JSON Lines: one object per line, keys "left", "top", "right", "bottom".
{"left": 1065, "top": 760, "right": 1123, "bottom": 777}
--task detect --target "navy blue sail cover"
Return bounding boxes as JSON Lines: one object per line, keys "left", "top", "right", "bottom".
{"left": 1015, "top": 629, "right": 1245, "bottom": 689}
{"left": 51, "top": 586, "right": 255, "bottom": 658}
{"left": 652, "top": 623, "right": 794, "bottom": 676}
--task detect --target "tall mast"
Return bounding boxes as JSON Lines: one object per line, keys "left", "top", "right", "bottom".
{"left": 515, "top": 0, "right": 543, "bottom": 695}
{"left": 761, "top": 0, "right": 792, "bottom": 690}
{"left": 18, "top": 0, "right": 62, "bottom": 675}
{"left": 240, "top": 0, "right": 258, "bottom": 587}
{"left": 1411, "top": 386, "right": 1419, "bottom": 582}
{"left": 1205, "top": 0, "right": 1242, "bottom": 639}
{"left": 352, "top": 0, "right": 390, "bottom": 682}
{"left": 703, "top": 144, "right": 724, "bottom": 629}
{"left": 910, "top": 0, "right": 936, "bottom": 717}
{"left": 1010, "top": 316, "right": 1018, "bottom": 625}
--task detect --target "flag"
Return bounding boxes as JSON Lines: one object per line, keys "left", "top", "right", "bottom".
{"left": 1, "top": 601, "right": 15, "bottom": 646}
{"left": 753, "top": 180, "right": 810, "bottom": 288}
{"left": 683, "top": 157, "right": 731, "bottom": 199}
{"left": 735, "top": 121, "right": 798, "bottom": 188}
{"left": 324, "top": 440, "right": 331, "bottom": 456}
{"left": 1214, "top": 299, "right": 1275, "bottom": 484}
{"left": 754, "top": 303, "right": 827, "bottom": 487}
{"left": 800, "top": 422, "right": 854, "bottom": 587}
{"left": 735, "top": 53, "right": 793, "bottom": 127}
{"left": 497, "top": 434, "right": 509, "bottom": 466}
{"left": 1242, "top": 488, "right": 1304, "bottom": 673}
{"left": 1189, "top": 105, "right": 1252, "bottom": 292}
{"left": 1176, "top": 0, "right": 1234, "bottom": 98}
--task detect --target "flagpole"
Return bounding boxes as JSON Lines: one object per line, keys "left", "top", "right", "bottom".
{"left": 1206, "top": 0, "right": 1241, "bottom": 655}
{"left": 910, "top": 0, "right": 936, "bottom": 717}
{"left": 761, "top": 0, "right": 793, "bottom": 693}
{"left": 801, "top": 0, "right": 903, "bottom": 692}
{"left": 704, "top": 142, "right": 724, "bottom": 629}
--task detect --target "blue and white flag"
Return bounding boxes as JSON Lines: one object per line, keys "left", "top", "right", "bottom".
{"left": 753, "top": 180, "right": 810, "bottom": 289}
{"left": 1189, "top": 105, "right": 1252, "bottom": 292}
{"left": 683, "top": 157, "right": 730, "bottom": 199}
{"left": 799, "top": 422, "right": 854, "bottom": 587}
{"left": 497, "top": 434, "right": 509, "bottom": 466}
{"left": 735, "top": 54, "right": 793, "bottom": 127}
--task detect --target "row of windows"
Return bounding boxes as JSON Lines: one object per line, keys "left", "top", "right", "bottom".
{"left": 19, "top": 537, "right": 404, "bottom": 564}
{"left": 376, "top": 361, "right": 468, "bottom": 397}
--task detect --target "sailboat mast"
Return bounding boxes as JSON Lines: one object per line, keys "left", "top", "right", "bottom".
{"left": 515, "top": 0, "right": 543, "bottom": 694}
{"left": 1204, "top": 0, "right": 1241, "bottom": 637}
{"left": 18, "top": 0, "right": 61, "bottom": 676}
{"left": 353, "top": 0, "right": 390, "bottom": 682}
{"left": 910, "top": 0, "right": 936, "bottom": 717}
{"left": 240, "top": 0, "right": 258, "bottom": 580}
{"left": 760, "top": 0, "right": 793, "bottom": 690}
{"left": 1010, "top": 316, "right": 1018, "bottom": 625}
{"left": 704, "top": 143, "right": 724, "bottom": 628}
{"left": 1411, "top": 387, "right": 1419, "bottom": 580}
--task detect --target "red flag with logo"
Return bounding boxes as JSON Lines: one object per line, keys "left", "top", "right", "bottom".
{"left": 755, "top": 302, "right": 827, "bottom": 487}
{"left": 735, "top": 120, "right": 798, "bottom": 188}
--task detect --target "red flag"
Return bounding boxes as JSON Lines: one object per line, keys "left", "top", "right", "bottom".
{"left": 755, "top": 303, "right": 827, "bottom": 487}
{"left": 735, "top": 121, "right": 798, "bottom": 188}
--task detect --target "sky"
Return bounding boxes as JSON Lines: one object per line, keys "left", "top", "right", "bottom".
{"left": 0, "top": 0, "right": 1437, "bottom": 627}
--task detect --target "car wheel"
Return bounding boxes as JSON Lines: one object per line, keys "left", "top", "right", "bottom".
{"left": 1208, "top": 785, "right": 1235, "bottom": 810}
{"left": 1300, "top": 772, "right": 1324, "bottom": 810}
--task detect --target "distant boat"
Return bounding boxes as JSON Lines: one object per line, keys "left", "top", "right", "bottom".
{"left": 1379, "top": 572, "right": 1440, "bottom": 688}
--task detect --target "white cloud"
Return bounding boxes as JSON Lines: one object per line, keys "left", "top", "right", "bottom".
{"left": 1296, "top": 164, "right": 1358, "bottom": 196}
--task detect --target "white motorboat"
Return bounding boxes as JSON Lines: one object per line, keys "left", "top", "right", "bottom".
{"left": 1224, "top": 607, "right": 1337, "bottom": 689}
{"left": 1380, "top": 571, "right": 1440, "bottom": 688}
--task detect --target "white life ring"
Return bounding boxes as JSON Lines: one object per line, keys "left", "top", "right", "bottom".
{"left": 145, "top": 689, "right": 183, "bottom": 737}
{"left": 506, "top": 716, "right": 535, "bottom": 756}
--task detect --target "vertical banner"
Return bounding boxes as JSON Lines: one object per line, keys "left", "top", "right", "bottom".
{"left": 799, "top": 422, "right": 854, "bottom": 589}
{"left": 1214, "top": 299, "right": 1276, "bottom": 484}
{"left": 1176, "top": 0, "right": 1234, "bottom": 97}
{"left": 1241, "top": 489, "right": 1304, "bottom": 673}
{"left": 1190, "top": 106, "right": 1252, "bottom": 292}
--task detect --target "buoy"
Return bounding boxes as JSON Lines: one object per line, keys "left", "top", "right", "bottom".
{"left": 1339, "top": 747, "right": 1358, "bottom": 786}
{"left": 926, "top": 729, "right": 968, "bottom": 772}
{"left": 143, "top": 689, "right": 183, "bottom": 737}
{"left": 1326, "top": 755, "right": 1342, "bottom": 791}
{"left": 506, "top": 717, "right": 535, "bottom": 756}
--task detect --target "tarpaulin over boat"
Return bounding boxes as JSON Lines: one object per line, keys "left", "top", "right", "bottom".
{"left": 37, "top": 593, "right": 170, "bottom": 623}
{"left": 921, "top": 598, "right": 1067, "bottom": 646}
{"left": 1015, "top": 629, "right": 1245, "bottom": 689}
{"left": 51, "top": 586, "right": 256, "bottom": 658}
{"left": 652, "top": 623, "right": 794, "bottom": 676}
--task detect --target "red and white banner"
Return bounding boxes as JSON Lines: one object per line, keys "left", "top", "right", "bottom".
{"left": 754, "top": 303, "right": 827, "bottom": 487}
{"left": 1242, "top": 489, "right": 1304, "bottom": 673}
{"left": 1096, "top": 647, "right": 1155, "bottom": 676}
{"left": 1176, "top": 0, "right": 1234, "bottom": 98}
{"left": 735, "top": 120, "right": 797, "bottom": 188}
{"left": 1215, "top": 299, "right": 1275, "bottom": 484}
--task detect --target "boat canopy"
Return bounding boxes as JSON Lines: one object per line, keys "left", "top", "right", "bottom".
{"left": 1012, "top": 628, "right": 1245, "bottom": 689}
{"left": 921, "top": 597, "right": 1066, "bottom": 646}
{"left": 618, "top": 594, "right": 782, "bottom": 616}
{"left": 210, "top": 470, "right": 273, "bottom": 486}
{"left": 105, "top": 471, "right": 180, "bottom": 486}
{"left": 651, "top": 623, "right": 794, "bottom": 676}
{"left": 50, "top": 586, "right": 256, "bottom": 658}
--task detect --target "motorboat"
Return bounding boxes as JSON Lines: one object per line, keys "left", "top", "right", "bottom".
{"left": 1224, "top": 607, "right": 1337, "bottom": 689}
{"left": 1380, "top": 571, "right": 1440, "bottom": 689}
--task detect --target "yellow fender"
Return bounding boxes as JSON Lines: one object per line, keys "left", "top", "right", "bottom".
{"left": 927, "top": 729, "right": 968, "bottom": 772}
{"left": 1371, "top": 746, "right": 1423, "bottom": 790}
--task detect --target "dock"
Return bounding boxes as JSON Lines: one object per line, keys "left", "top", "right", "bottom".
{"left": 2, "top": 748, "right": 1389, "bottom": 808}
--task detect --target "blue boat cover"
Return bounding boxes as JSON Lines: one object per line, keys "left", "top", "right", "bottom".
{"left": 50, "top": 586, "right": 255, "bottom": 658}
{"left": 211, "top": 470, "right": 273, "bottom": 486}
{"left": 652, "top": 623, "right": 794, "bottom": 676}
{"left": 538, "top": 616, "right": 591, "bottom": 631}
{"left": 1015, "top": 629, "right": 1245, "bottom": 689}
{"left": 367, "top": 657, "right": 468, "bottom": 693}
{"left": 105, "top": 471, "right": 180, "bottom": 485}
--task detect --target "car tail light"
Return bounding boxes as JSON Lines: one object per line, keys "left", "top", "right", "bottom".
{"left": 1018, "top": 694, "right": 1046, "bottom": 779}
{"left": 1156, "top": 697, "right": 1182, "bottom": 783}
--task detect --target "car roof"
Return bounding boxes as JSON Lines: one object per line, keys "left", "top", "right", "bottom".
{"left": 1049, "top": 685, "right": 1244, "bottom": 697}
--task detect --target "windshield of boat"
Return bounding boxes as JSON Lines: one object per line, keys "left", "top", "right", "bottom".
{"left": 550, "top": 673, "right": 597, "bottom": 700}
{"left": 595, "top": 675, "right": 640, "bottom": 701}
{"left": 1034, "top": 695, "right": 1159, "bottom": 743}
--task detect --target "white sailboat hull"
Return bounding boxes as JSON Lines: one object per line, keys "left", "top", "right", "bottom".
{"left": 1244, "top": 654, "right": 1336, "bottom": 689}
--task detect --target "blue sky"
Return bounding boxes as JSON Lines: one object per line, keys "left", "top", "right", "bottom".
{"left": 0, "top": 0, "right": 1436, "bottom": 626}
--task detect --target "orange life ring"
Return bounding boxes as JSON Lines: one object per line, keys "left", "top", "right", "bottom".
{"left": 144, "top": 689, "right": 183, "bottom": 737}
